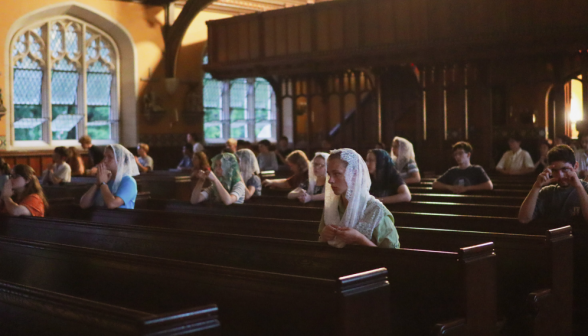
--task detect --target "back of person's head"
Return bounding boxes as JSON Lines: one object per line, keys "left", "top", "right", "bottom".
{"left": 509, "top": 133, "right": 523, "bottom": 143}
{"left": 78, "top": 135, "right": 92, "bottom": 146}
{"left": 137, "top": 143, "right": 150, "bottom": 153}
{"left": 258, "top": 139, "right": 271, "bottom": 148}
{"left": 12, "top": 164, "right": 49, "bottom": 208}
{"left": 547, "top": 145, "right": 576, "bottom": 165}
{"left": 557, "top": 135, "right": 572, "bottom": 145}
{"left": 183, "top": 143, "right": 194, "bottom": 155}
{"left": 286, "top": 150, "right": 309, "bottom": 172}
{"left": 54, "top": 146, "right": 69, "bottom": 160}
{"left": 452, "top": 141, "right": 473, "bottom": 154}
{"left": 193, "top": 151, "right": 210, "bottom": 170}
{"left": 188, "top": 132, "right": 200, "bottom": 142}
{"left": 0, "top": 158, "right": 11, "bottom": 175}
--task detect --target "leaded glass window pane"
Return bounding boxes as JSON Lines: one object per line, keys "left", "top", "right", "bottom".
{"left": 204, "top": 73, "right": 223, "bottom": 140}
{"left": 254, "top": 78, "right": 274, "bottom": 140}
{"left": 87, "top": 61, "right": 113, "bottom": 140}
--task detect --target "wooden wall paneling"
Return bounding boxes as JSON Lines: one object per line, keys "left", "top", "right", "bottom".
{"left": 16, "top": 157, "right": 28, "bottom": 167}
{"left": 582, "top": 54, "right": 588, "bottom": 122}
{"left": 427, "top": 66, "right": 445, "bottom": 169}
{"left": 378, "top": 0, "right": 395, "bottom": 45}
{"left": 217, "top": 24, "right": 228, "bottom": 63}
{"left": 227, "top": 22, "right": 240, "bottom": 61}
{"left": 315, "top": 9, "right": 330, "bottom": 52}
{"left": 28, "top": 157, "right": 42, "bottom": 176}
{"left": 299, "top": 10, "right": 312, "bottom": 53}
{"left": 363, "top": 2, "right": 380, "bottom": 47}
{"left": 469, "top": 64, "right": 494, "bottom": 168}
{"left": 41, "top": 157, "right": 53, "bottom": 173}
{"left": 394, "top": 0, "right": 411, "bottom": 43}
{"left": 328, "top": 94, "right": 340, "bottom": 132}
{"left": 275, "top": 15, "right": 288, "bottom": 56}
{"left": 310, "top": 95, "right": 325, "bottom": 145}
{"left": 249, "top": 19, "right": 260, "bottom": 60}
{"left": 447, "top": 65, "right": 465, "bottom": 140}
{"left": 207, "top": 23, "right": 217, "bottom": 63}
{"left": 238, "top": 20, "right": 249, "bottom": 60}
{"left": 342, "top": 2, "right": 359, "bottom": 49}
{"left": 329, "top": 7, "right": 344, "bottom": 51}
{"left": 264, "top": 16, "right": 276, "bottom": 57}
{"left": 286, "top": 14, "right": 300, "bottom": 55}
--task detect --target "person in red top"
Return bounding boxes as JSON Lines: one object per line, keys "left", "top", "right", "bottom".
{"left": 0, "top": 164, "right": 48, "bottom": 217}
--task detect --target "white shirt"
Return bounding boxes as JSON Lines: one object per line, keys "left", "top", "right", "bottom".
{"left": 193, "top": 142, "right": 204, "bottom": 153}
{"left": 496, "top": 148, "right": 534, "bottom": 171}
{"left": 575, "top": 150, "right": 588, "bottom": 173}
{"left": 52, "top": 162, "right": 72, "bottom": 183}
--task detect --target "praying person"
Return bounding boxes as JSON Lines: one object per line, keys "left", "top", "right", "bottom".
{"left": 67, "top": 147, "right": 85, "bottom": 176}
{"left": 236, "top": 149, "right": 262, "bottom": 200}
{"left": 391, "top": 136, "right": 421, "bottom": 184}
{"left": 187, "top": 132, "right": 205, "bottom": 153}
{"left": 367, "top": 149, "right": 411, "bottom": 203}
{"left": 318, "top": 149, "right": 400, "bottom": 248}
{"left": 135, "top": 143, "right": 154, "bottom": 173}
{"left": 496, "top": 134, "right": 534, "bottom": 175}
{"left": 262, "top": 150, "right": 309, "bottom": 190}
{"left": 290, "top": 152, "right": 329, "bottom": 203}
{"left": 79, "top": 144, "right": 139, "bottom": 209}
{"left": 519, "top": 145, "right": 588, "bottom": 223}
{"left": 432, "top": 142, "right": 493, "bottom": 193}
{"left": 191, "top": 153, "right": 246, "bottom": 205}
{"left": 0, "top": 164, "right": 48, "bottom": 217}
{"left": 79, "top": 135, "right": 103, "bottom": 175}
{"left": 257, "top": 139, "right": 279, "bottom": 171}
{"left": 177, "top": 144, "right": 194, "bottom": 171}
{"left": 41, "top": 146, "right": 72, "bottom": 185}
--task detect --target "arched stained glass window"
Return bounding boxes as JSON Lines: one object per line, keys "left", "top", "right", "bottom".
{"left": 10, "top": 17, "right": 119, "bottom": 146}
{"left": 203, "top": 55, "right": 276, "bottom": 143}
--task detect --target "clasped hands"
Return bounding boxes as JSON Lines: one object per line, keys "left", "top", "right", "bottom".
{"left": 321, "top": 224, "right": 362, "bottom": 245}
{"left": 195, "top": 170, "right": 218, "bottom": 182}
{"left": 297, "top": 190, "right": 312, "bottom": 203}
{"left": 96, "top": 163, "right": 112, "bottom": 185}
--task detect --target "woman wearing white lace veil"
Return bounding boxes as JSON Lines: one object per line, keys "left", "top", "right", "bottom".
{"left": 289, "top": 152, "right": 329, "bottom": 203}
{"left": 391, "top": 136, "right": 421, "bottom": 184}
{"left": 318, "top": 149, "right": 400, "bottom": 248}
{"left": 80, "top": 144, "right": 140, "bottom": 209}
{"left": 236, "top": 149, "right": 262, "bottom": 200}
{"left": 191, "top": 153, "right": 246, "bottom": 205}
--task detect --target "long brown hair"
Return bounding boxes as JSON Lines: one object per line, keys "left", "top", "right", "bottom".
{"left": 286, "top": 150, "right": 309, "bottom": 173}
{"left": 192, "top": 151, "right": 211, "bottom": 171}
{"left": 0, "top": 158, "right": 10, "bottom": 175}
{"left": 12, "top": 164, "right": 49, "bottom": 209}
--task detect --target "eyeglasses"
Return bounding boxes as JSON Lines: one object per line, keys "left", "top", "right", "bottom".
{"left": 313, "top": 163, "right": 325, "bottom": 168}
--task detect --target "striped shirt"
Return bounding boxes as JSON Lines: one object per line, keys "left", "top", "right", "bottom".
{"left": 201, "top": 181, "right": 246, "bottom": 204}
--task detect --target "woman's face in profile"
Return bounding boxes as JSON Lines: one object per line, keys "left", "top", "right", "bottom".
{"left": 392, "top": 141, "right": 400, "bottom": 157}
{"left": 103, "top": 148, "right": 117, "bottom": 172}
{"left": 313, "top": 157, "right": 326, "bottom": 177}
{"left": 287, "top": 161, "right": 299, "bottom": 174}
{"left": 213, "top": 160, "right": 223, "bottom": 178}
{"left": 366, "top": 152, "right": 377, "bottom": 175}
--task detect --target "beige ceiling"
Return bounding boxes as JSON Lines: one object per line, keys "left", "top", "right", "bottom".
{"left": 175, "top": 0, "right": 332, "bottom": 16}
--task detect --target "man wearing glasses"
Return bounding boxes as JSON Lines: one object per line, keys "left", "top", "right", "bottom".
{"left": 519, "top": 145, "right": 588, "bottom": 224}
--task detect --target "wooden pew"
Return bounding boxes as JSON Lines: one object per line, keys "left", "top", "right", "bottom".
{"left": 0, "top": 234, "right": 390, "bottom": 336}
{"left": 0, "top": 282, "right": 220, "bottom": 335}
{"left": 409, "top": 186, "right": 530, "bottom": 197}
{"left": 0, "top": 215, "right": 497, "bottom": 336}
{"left": 417, "top": 181, "right": 534, "bottom": 191}
{"left": 135, "top": 172, "right": 193, "bottom": 200}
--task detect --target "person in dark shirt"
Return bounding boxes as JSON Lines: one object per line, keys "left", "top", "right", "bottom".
{"left": 276, "top": 136, "right": 293, "bottom": 165}
{"left": 433, "top": 141, "right": 493, "bottom": 193}
{"left": 519, "top": 145, "right": 588, "bottom": 224}
{"left": 366, "top": 149, "right": 411, "bottom": 203}
{"left": 79, "top": 135, "right": 104, "bottom": 176}
{"left": 176, "top": 143, "right": 194, "bottom": 171}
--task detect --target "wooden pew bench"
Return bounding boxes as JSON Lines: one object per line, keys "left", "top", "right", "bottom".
{"left": 0, "top": 281, "right": 220, "bottom": 335}
{"left": 0, "top": 215, "right": 497, "bottom": 336}
{"left": 0, "top": 233, "right": 390, "bottom": 336}
{"left": 409, "top": 186, "right": 530, "bottom": 197}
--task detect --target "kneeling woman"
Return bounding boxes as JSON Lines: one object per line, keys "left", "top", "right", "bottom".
{"left": 319, "top": 149, "right": 400, "bottom": 248}
{"left": 80, "top": 144, "right": 139, "bottom": 209}
{"left": 191, "top": 153, "right": 246, "bottom": 205}
{"left": 0, "top": 164, "right": 48, "bottom": 217}
{"left": 289, "top": 152, "right": 329, "bottom": 203}
{"left": 236, "top": 149, "right": 262, "bottom": 200}
{"left": 366, "top": 149, "right": 411, "bottom": 203}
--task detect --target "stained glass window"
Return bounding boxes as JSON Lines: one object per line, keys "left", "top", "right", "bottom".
{"left": 11, "top": 18, "right": 118, "bottom": 146}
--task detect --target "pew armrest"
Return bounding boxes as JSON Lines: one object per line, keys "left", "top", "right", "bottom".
{"left": 527, "top": 288, "right": 552, "bottom": 316}
{"left": 432, "top": 318, "right": 466, "bottom": 336}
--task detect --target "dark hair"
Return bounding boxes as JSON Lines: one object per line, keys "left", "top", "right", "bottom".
{"left": 183, "top": 143, "right": 194, "bottom": 153}
{"left": 192, "top": 151, "right": 210, "bottom": 171}
{"left": 12, "top": 164, "right": 49, "bottom": 209}
{"left": 368, "top": 149, "right": 397, "bottom": 196}
{"left": 54, "top": 146, "right": 69, "bottom": 159}
{"left": 452, "top": 141, "right": 473, "bottom": 154}
{"left": 0, "top": 158, "right": 11, "bottom": 175}
{"left": 286, "top": 150, "right": 309, "bottom": 172}
{"left": 557, "top": 135, "right": 572, "bottom": 145}
{"left": 279, "top": 136, "right": 289, "bottom": 142}
{"left": 188, "top": 132, "right": 200, "bottom": 142}
{"left": 547, "top": 145, "right": 576, "bottom": 165}
{"left": 538, "top": 139, "right": 550, "bottom": 148}
{"left": 509, "top": 133, "right": 523, "bottom": 142}
{"left": 258, "top": 140, "right": 271, "bottom": 148}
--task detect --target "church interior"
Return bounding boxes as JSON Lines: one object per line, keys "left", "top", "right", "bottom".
{"left": 0, "top": 0, "right": 586, "bottom": 335}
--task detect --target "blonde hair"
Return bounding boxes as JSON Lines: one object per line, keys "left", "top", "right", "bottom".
{"left": 226, "top": 138, "right": 237, "bottom": 147}
{"left": 137, "top": 143, "right": 150, "bottom": 153}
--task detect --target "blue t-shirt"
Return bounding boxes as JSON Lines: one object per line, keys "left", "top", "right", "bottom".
{"left": 94, "top": 175, "right": 138, "bottom": 209}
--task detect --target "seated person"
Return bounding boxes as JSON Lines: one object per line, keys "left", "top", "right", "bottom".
{"left": 555, "top": 135, "right": 572, "bottom": 146}
{"left": 276, "top": 136, "right": 293, "bottom": 165}
{"left": 535, "top": 139, "right": 550, "bottom": 175}
{"left": 226, "top": 138, "right": 237, "bottom": 154}
{"left": 432, "top": 142, "right": 493, "bottom": 193}
{"left": 177, "top": 143, "right": 194, "bottom": 171}
{"left": 0, "top": 158, "right": 10, "bottom": 192}
{"left": 191, "top": 153, "right": 246, "bottom": 205}
{"left": 367, "top": 149, "right": 411, "bottom": 203}
{"left": 518, "top": 145, "right": 588, "bottom": 223}
{"left": 290, "top": 152, "right": 329, "bottom": 204}
{"left": 79, "top": 144, "right": 139, "bottom": 210}
{"left": 257, "top": 139, "right": 279, "bottom": 171}
{"left": 236, "top": 149, "right": 262, "bottom": 200}
{"left": 318, "top": 149, "right": 400, "bottom": 248}
{"left": 262, "top": 150, "right": 309, "bottom": 190}
{"left": 575, "top": 133, "right": 588, "bottom": 178}
{"left": 135, "top": 143, "right": 154, "bottom": 173}
{"left": 187, "top": 132, "right": 204, "bottom": 153}
{"left": 67, "top": 146, "right": 85, "bottom": 176}
{"left": 1, "top": 164, "right": 48, "bottom": 217}
{"left": 496, "top": 134, "right": 534, "bottom": 175}
{"left": 391, "top": 136, "right": 421, "bottom": 184}
{"left": 79, "top": 135, "right": 104, "bottom": 176}
{"left": 41, "top": 146, "right": 72, "bottom": 185}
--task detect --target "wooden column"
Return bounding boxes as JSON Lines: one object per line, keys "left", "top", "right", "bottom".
{"left": 582, "top": 53, "right": 588, "bottom": 122}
